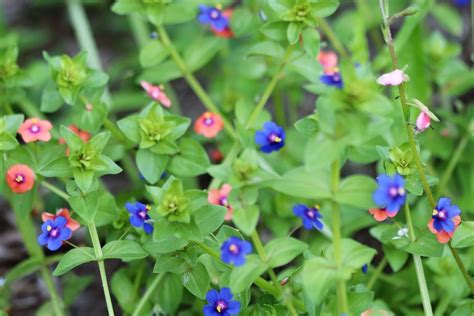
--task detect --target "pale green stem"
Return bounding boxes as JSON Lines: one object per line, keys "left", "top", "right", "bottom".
{"left": 448, "top": 242, "right": 474, "bottom": 293}
{"left": 330, "top": 160, "right": 349, "bottom": 314}
{"left": 367, "top": 257, "right": 388, "bottom": 290}
{"left": 156, "top": 25, "right": 237, "bottom": 139}
{"left": 245, "top": 46, "right": 293, "bottom": 129}
{"left": 41, "top": 181, "right": 70, "bottom": 200}
{"left": 66, "top": 0, "right": 112, "bottom": 106}
{"left": 319, "top": 19, "right": 350, "bottom": 59}
{"left": 132, "top": 273, "right": 165, "bottom": 316}
{"left": 379, "top": 0, "right": 472, "bottom": 293}
{"left": 437, "top": 136, "right": 469, "bottom": 196}
{"left": 88, "top": 223, "right": 115, "bottom": 316}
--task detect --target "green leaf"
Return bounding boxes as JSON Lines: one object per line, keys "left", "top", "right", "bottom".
{"left": 60, "top": 125, "right": 84, "bottom": 152}
{"left": 383, "top": 244, "right": 409, "bottom": 272}
{"left": 41, "top": 82, "right": 63, "bottom": 113}
{"left": 0, "top": 133, "right": 19, "bottom": 151}
{"left": 117, "top": 115, "right": 140, "bottom": 143}
{"left": 5, "top": 257, "right": 42, "bottom": 285}
{"left": 183, "top": 36, "right": 225, "bottom": 73}
{"left": 310, "top": 0, "right": 340, "bottom": 18}
{"left": 334, "top": 175, "right": 377, "bottom": 209}
{"left": 102, "top": 240, "right": 148, "bottom": 261}
{"left": 450, "top": 221, "right": 474, "bottom": 248}
{"left": 111, "top": 0, "right": 143, "bottom": 15}
{"left": 302, "top": 257, "right": 336, "bottom": 306}
{"left": 287, "top": 22, "right": 302, "bottom": 45}
{"left": 431, "top": 4, "right": 462, "bottom": 36}
{"left": 139, "top": 41, "right": 169, "bottom": 68}
{"left": 73, "top": 169, "right": 95, "bottom": 193}
{"left": 403, "top": 228, "right": 444, "bottom": 257}
{"left": 53, "top": 248, "right": 95, "bottom": 276}
{"left": 229, "top": 255, "right": 268, "bottom": 293}
{"left": 193, "top": 204, "right": 226, "bottom": 236}
{"left": 167, "top": 138, "right": 210, "bottom": 177}
{"left": 347, "top": 291, "right": 374, "bottom": 316}
{"left": 136, "top": 149, "right": 168, "bottom": 184}
{"left": 259, "top": 22, "right": 288, "bottom": 41}
{"left": 111, "top": 269, "right": 135, "bottom": 313}
{"left": 246, "top": 41, "right": 285, "bottom": 59}
{"left": 264, "top": 237, "right": 308, "bottom": 268}
{"left": 182, "top": 262, "right": 210, "bottom": 299}
{"left": 164, "top": 2, "right": 197, "bottom": 25}
{"left": 233, "top": 206, "right": 259, "bottom": 236}
{"left": 157, "top": 273, "right": 183, "bottom": 314}
{"left": 68, "top": 191, "right": 99, "bottom": 223}
{"left": 301, "top": 28, "right": 320, "bottom": 56}
{"left": 269, "top": 167, "right": 331, "bottom": 200}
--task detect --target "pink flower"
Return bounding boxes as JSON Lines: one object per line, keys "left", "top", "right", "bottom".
{"left": 194, "top": 112, "right": 224, "bottom": 138}
{"left": 368, "top": 207, "right": 398, "bottom": 222}
{"left": 208, "top": 184, "right": 233, "bottom": 221}
{"left": 140, "top": 81, "right": 171, "bottom": 108}
{"left": 42, "top": 208, "right": 80, "bottom": 232}
{"left": 428, "top": 215, "right": 461, "bottom": 244}
{"left": 18, "top": 118, "right": 52, "bottom": 143}
{"left": 6, "top": 164, "right": 35, "bottom": 194}
{"left": 415, "top": 111, "right": 431, "bottom": 133}
{"left": 376, "top": 69, "right": 409, "bottom": 86}
{"left": 317, "top": 51, "right": 338, "bottom": 74}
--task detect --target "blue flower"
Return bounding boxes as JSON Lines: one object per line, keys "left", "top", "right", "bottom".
{"left": 255, "top": 121, "right": 286, "bottom": 153}
{"left": 372, "top": 174, "right": 407, "bottom": 213}
{"left": 198, "top": 5, "right": 229, "bottom": 32}
{"left": 125, "top": 202, "right": 153, "bottom": 234}
{"left": 203, "top": 288, "right": 241, "bottom": 316}
{"left": 293, "top": 204, "right": 323, "bottom": 230}
{"left": 220, "top": 236, "right": 252, "bottom": 266}
{"left": 453, "top": 0, "right": 470, "bottom": 6}
{"left": 431, "top": 197, "right": 461, "bottom": 233}
{"left": 362, "top": 264, "right": 368, "bottom": 274}
{"left": 37, "top": 216, "right": 72, "bottom": 251}
{"left": 320, "top": 72, "right": 343, "bottom": 89}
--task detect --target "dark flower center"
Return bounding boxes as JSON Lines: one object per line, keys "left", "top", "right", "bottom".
{"left": 204, "top": 117, "right": 214, "bottom": 126}
{"left": 214, "top": 300, "right": 228, "bottom": 313}
{"left": 14, "top": 174, "right": 25, "bottom": 184}
{"left": 268, "top": 133, "right": 282, "bottom": 143}
{"left": 228, "top": 243, "right": 240, "bottom": 255}
{"left": 219, "top": 196, "right": 228, "bottom": 207}
{"left": 29, "top": 124, "right": 40, "bottom": 133}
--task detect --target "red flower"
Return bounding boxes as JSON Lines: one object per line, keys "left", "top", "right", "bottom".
{"left": 368, "top": 207, "right": 398, "bottom": 222}
{"left": 6, "top": 164, "right": 35, "bottom": 193}
{"left": 428, "top": 215, "right": 461, "bottom": 244}
{"left": 211, "top": 9, "right": 234, "bottom": 38}
{"left": 140, "top": 81, "right": 171, "bottom": 108}
{"left": 194, "top": 112, "right": 224, "bottom": 138}
{"left": 42, "top": 208, "right": 80, "bottom": 231}
{"left": 18, "top": 118, "right": 52, "bottom": 143}
{"left": 210, "top": 149, "right": 224, "bottom": 163}
{"left": 208, "top": 184, "right": 233, "bottom": 221}
{"left": 59, "top": 125, "right": 91, "bottom": 155}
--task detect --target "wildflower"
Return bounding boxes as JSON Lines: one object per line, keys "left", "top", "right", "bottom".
{"left": 125, "top": 202, "right": 153, "bottom": 234}
{"left": 362, "top": 264, "right": 368, "bottom": 274}
{"left": 198, "top": 5, "right": 229, "bottom": 32}
{"left": 6, "top": 164, "right": 35, "bottom": 194}
{"left": 194, "top": 112, "right": 224, "bottom": 138}
{"left": 42, "top": 208, "right": 80, "bottom": 232}
{"left": 255, "top": 121, "right": 285, "bottom": 153}
{"left": 220, "top": 236, "right": 252, "bottom": 266}
{"left": 211, "top": 9, "right": 234, "bottom": 38}
{"left": 140, "top": 81, "right": 171, "bottom": 108}
{"left": 392, "top": 227, "right": 409, "bottom": 240}
{"left": 414, "top": 111, "right": 431, "bottom": 133}
{"left": 18, "top": 118, "right": 52, "bottom": 143}
{"left": 428, "top": 197, "right": 461, "bottom": 243}
{"left": 293, "top": 204, "right": 323, "bottom": 230}
{"left": 320, "top": 72, "right": 343, "bottom": 88}
{"left": 203, "top": 288, "right": 241, "bottom": 316}
{"left": 368, "top": 207, "right": 398, "bottom": 222}
{"left": 376, "top": 69, "right": 409, "bottom": 86}
{"left": 59, "top": 125, "right": 91, "bottom": 155}
{"left": 210, "top": 149, "right": 223, "bottom": 163}
{"left": 208, "top": 184, "right": 233, "bottom": 221}
{"left": 37, "top": 216, "right": 72, "bottom": 251}
{"left": 317, "top": 51, "right": 338, "bottom": 74}
{"left": 453, "top": 0, "right": 470, "bottom": 6}
{"left": 372, "top": 174, "right": 406, "bottom": 213}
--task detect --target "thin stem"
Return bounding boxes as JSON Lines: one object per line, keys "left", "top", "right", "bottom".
{"left": 156, "top": 25, "right": 237, "bottom": 139}
{"left": 88, "top": 223, "right": 115, "bottom": 316}
{"left": 330, "top": 160, "right": 349, "bottom": 314}
{"left": 404, "top": 204, "right": 433, "bottom": 316}
{"left": 378, "top": 0, "right": 472, "bottom": 292}
{"left": 41, "top": 181, "right": 70, "bottom": 200}
{"left": 448, "top": 243, "right": 474, "bottom": 294}
{"left": 66, "top": 0, "right": 112, "bottom": 106}
{"left": 437, "top": 136, "right": 469, "bottom": 196}
{"left": 245, "top": 46, "right": 293, "bottom": 129}
{"left": 367, "top": 257, "right": 388, "bottom": 290}
{"left": 132, "top": 273, "right": 165, "bottom": 316}
{"left": 319, "top": 19, "right": 350, "bottom": 59}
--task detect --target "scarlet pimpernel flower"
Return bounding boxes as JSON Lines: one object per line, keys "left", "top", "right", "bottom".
{"left": 255, "top": 121, "right": 285, "bottom": 153}
{"left": 368, "top": 207, "right": 397, "bottom": 222}
{"left": 18, "top": 118, "right": 52, "bottom": 143}
{"left": 317, "top": 51, "right": 338, "bottom": 74}
{"left": 42, "top": 208, "right": 80, "bottom": 232}
{"left": 428, "top": 197, "right": 461, "bottom": 243}
{"left": 377, "top": 69, "right": 409, "bottom": 86}
{"left": 320, "top": 72, "right": 343, "bottom": 88}
{"left": 6, "top": 164, "right": 35, "bottom": 193}
{"left": 194, "top": 112, "right": 224, "bottom": 138}
{"left": 208, "top": 184, "right": 233, "bottom": 221}
{"left": 415, "top": 111, "right": 431, "bottom": 133}
{"left": 293, "top": 204, "right": 323, "bottom": 230}
{"left": 140, "top": 81, "right": 171, "bottom": 108}
{"left": 203, "top": 288, "right": 241, "bottom": 316}
{"left": 198, "top": 5, "right": 233, "bottom": 38}
{"left": 37, "top": 216, "right": 72, "bottom": 251}
{"left": 125, "top": 202, "right": 153, "bottom": 234}
{"left": 372, "top": 174, "right": 406, "bottom": 213}
{"left": 220, "top": 236, "right": 252, "bottom": 266}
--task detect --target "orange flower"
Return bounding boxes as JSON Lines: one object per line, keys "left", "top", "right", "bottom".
{"left": 42, "top": 208, "right": 80, "bottom": 231}
{"left": 18, "top": 118, "right": 52, "bottom": 143}
{"left": 317, "top": 51, "right": 338, "bottom": 74}
{"left": 428, "top": 215, "right": 461, "bottom": 244}
{"left": 6, "top": 164, "right": 35, "bottom": 194}
{"left": 194, "top": 112, "right": 224, "bottom": 138}
{"left": 368, "top": 208, "right": 398, "bottom": 222}
{"left": 208, "top": 184, "right": 233, "bottom": 221}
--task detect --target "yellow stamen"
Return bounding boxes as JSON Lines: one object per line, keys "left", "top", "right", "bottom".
{"left": 216, "top": 305, "right": 222, "bottom": 313}
{"left": 432, "top": 209, "right": 438, "bottom": 216}
{"left": 273, "top": 136, "right": 281, "bottom": 142}
{"left": 216, "top": 3, "right": 223, "bottom": 10}
{"left": 146, "top": 205, "right": 151, "bottom": 211}
{"left": 47, "top": 225, "right": 52, "bottom": 231}
{"left": 398, "top": 187, "right": 405, "bottom": 195}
